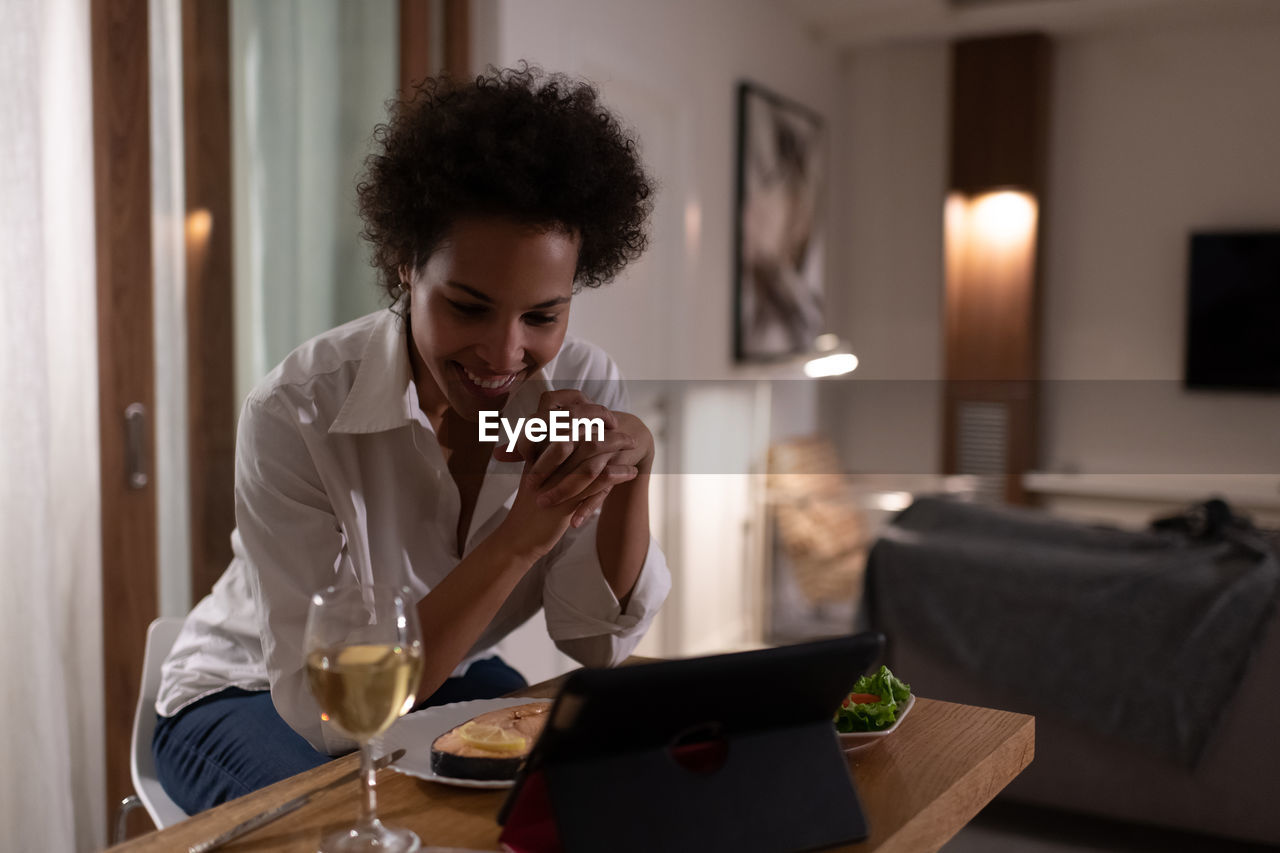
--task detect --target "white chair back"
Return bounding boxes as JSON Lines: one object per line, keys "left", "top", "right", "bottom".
{"left": 129, "top": 617, "right": 188, "bottom": 829}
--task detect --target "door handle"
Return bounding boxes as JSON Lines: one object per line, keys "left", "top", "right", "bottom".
{"left": 124, "top": 402, "right": 148, "bottom": 489}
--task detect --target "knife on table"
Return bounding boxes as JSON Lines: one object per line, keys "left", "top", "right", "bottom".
{"left": 187, "top": 748, "right": 406, "bottom": 853}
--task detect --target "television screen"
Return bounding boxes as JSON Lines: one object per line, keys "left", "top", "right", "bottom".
{"left": 1184, "top": 231, "right": 1280, "bottom": 391}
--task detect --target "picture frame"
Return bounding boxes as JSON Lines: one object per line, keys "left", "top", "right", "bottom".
{"left": 733, "top": 81, "right": 827, "bottom": 362}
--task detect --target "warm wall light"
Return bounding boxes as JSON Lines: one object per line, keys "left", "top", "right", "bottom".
{"left": 185, "top": 208, "right": 213, "bottom": 279}
{"left": 970, "top": 190, "right": 1036, "bottom": 248}
{"left": 802, "top": 333, "right": 858, "bottom": 377}
{"left": 945, "top": 189, "right": 1038, "bottom": 307}
{"left": 185, "top": 207, "right": 212, "bottom": 245}
{"left": 943, "top": 33, "right": 1051, "bottom": 505}
{"left": 804, "top": 352, "right": 858, "bottom": 378}
{"left": 813, "top": 332, "right": 840, "bottom": 352}
{"left": 946, "top": 190, "right": 1037, "bottom": 257}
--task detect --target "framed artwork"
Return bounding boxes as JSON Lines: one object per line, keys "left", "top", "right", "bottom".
{"left": 734, "top": 81, "right": 826, "bottom": 362}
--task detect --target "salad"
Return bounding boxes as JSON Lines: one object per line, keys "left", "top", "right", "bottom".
{"left": 834, "top": 665, "right": 912, "bottom": 733}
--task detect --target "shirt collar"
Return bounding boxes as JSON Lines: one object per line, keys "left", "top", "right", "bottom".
{"left": 328, "top": 303, "right": 566, "bottom": 435}
{"left": 329, "top": 306, "right": 418, "bottom": 434}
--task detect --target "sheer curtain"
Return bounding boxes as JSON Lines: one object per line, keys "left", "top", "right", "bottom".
{"left": 151, "top": 0, "right": 192, "bottom": 619}
{"left": 231, "top": 0, "right": 396, "bottom": 401}
{"left": 0, "top": 0, "right": 104, "bottom": 849}
{"left": 149, "top": 0, "right": 398, "bottom": 617}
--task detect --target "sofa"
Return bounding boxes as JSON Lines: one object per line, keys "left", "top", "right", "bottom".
{"left": 866, "top": 497, "right": 1280, "bottom": 845}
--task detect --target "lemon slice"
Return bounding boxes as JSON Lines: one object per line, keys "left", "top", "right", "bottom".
{"left": 458, "top": 721, "right": 527, "bottom": 754}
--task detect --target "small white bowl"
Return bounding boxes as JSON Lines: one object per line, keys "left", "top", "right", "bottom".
{"left": 836, "top": 694, "right": 915, "bottom": 753}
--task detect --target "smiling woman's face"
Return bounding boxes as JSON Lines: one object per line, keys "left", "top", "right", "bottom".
{"left": 405, "top": 217, "right": 579, "bottom": 423}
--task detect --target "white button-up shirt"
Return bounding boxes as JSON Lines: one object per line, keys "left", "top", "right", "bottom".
{"left": 156, "top": 307, "right": 671, "bottom": 753}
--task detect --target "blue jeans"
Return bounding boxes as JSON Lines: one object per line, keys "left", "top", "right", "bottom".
{"left": 153, "top": 655, "right": 527, "bottom": 815}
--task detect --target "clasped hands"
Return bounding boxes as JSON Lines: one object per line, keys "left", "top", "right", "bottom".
{"left": 492, "top": 390, "right": 653, "bottom": 559}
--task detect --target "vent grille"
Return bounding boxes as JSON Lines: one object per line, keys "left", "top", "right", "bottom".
{"left": 956, "top": 401, "right": 1008, "bottom": 502}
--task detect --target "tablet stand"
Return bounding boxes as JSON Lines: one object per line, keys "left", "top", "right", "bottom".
{"left": 499, "top": 634, "right": 881, "bottom": 853}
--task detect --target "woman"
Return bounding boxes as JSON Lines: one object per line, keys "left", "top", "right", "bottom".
{"left": 153, "top": 66, "right": 671, "bottom": 814}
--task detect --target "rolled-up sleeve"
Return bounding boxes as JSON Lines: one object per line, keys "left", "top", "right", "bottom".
{"left": 537, "top": 342, "right": 672, "bottom": 668}
{"left": 235, "top": 393, "right": 352, "bottom": 754}
{"left": 541, "top": 518, "right": 671, "bottom": 668}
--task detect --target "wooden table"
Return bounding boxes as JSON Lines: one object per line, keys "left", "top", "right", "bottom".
{"left": 109, "top": 683, "right": 1033, "bottom": 853}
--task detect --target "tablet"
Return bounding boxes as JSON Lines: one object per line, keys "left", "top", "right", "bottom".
{"left": 498, "top": 632, "right": 884, "bottom": 853}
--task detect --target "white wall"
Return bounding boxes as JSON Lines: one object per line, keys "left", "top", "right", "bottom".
{"left": 821, "top": 43, "right": 949, "bottom": 477}
{"left": 479, "top": 0, "right": 846, "bottom": 671}
{"left": 485, "top": 0, "right": 845, "bottom": 383}
{"left": 1041, "top": 25, "right": 1280, "bottom": 477}
{"left": 825, "top": 19, "right": 1280, "bottom": 504}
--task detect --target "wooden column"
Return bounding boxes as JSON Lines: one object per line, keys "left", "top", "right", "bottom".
{"left": 399, "top": 0, "right": 432, "bottom": 94}
{"left": 91, "top": 0, "right": 158, "bottom": 833}
{"left": 443, "top": 0, "right": 470, "bottom": 79}
{"left": 399, "top": 0, "right": 470, "bottom": 98}
{"left": 182, "top": 0, "right": 235, "bottom": 603}
{"left": 949, "top": 35, "right": 1051, "bottom": 196}
{"left": 942, "top": 34, "right": 1051, "bottom": 505}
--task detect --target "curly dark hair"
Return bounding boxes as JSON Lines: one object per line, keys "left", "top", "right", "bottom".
{"left": 357, "top": 65, "right": 654, "bottom": 303}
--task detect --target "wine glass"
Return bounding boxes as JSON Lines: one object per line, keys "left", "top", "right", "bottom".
{"left": 304, "top": 583, "right": 424, "bottom": 853}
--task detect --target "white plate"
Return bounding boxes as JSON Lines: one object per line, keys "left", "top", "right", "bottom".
{"left": 836, "top": 694, "right": 915, "bottom": 753}
{"left": 374, "top": 697, "right": 547, "bottom": 789}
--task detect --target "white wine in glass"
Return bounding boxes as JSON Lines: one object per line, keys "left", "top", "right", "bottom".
{"left": 304, "top": 584, "right": 424, "bottom": 853}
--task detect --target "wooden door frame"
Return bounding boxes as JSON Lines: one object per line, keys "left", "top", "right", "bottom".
{"left": 178, "top": 0, "right": 461, "bottom": 608}
{"left": 443, "top": 0, "right": 470, "bottom": 78}
{"left": 91, "top": 0, "right": 158, "bottom": 836}
{"left": 183, "top": 0, "right": 235, "bottom": 604}
{"left": 400, "top": 0, "right": 432, "bottom": 91}
{"left": 92, "top": 0, "right": 467, "bottom": 837}
{"left": 401, "top": 0, "right": 470, "bottom": 93}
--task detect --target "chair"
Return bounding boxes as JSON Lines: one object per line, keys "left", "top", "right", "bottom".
{"left": 766, "top": 437, "right": 871, "bottom": 606}
{"left": 113, "top": 617, "right": 188, "bottom": 843}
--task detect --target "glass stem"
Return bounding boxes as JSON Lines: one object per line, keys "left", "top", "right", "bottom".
{"left": 357, "top": 741, "right": 378, "bottom": 830}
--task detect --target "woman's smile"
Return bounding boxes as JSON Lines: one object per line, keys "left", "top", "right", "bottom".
{"left": 452, "top": 362, "right": 524, "bottom": 398}
{"left": 406, "top": 217, "right": 579, "bottom": 423}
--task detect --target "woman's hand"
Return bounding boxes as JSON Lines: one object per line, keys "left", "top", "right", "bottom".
{"left": 494, "top": 390, "right": 653, "bottom": 530}
{"left": 533, "top": 409, "right": 652, "bottom": 525}
{"left": 491, "top": 462, "right": 580, "bottom": 563}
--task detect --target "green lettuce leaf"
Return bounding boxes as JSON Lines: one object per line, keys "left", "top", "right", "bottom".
{"left": 833, "top": 665, "right": 912, "bottom": 733}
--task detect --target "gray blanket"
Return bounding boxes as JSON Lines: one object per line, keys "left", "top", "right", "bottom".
{"left": 867, "top": 497, "right": 1280, "bottom": 766}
